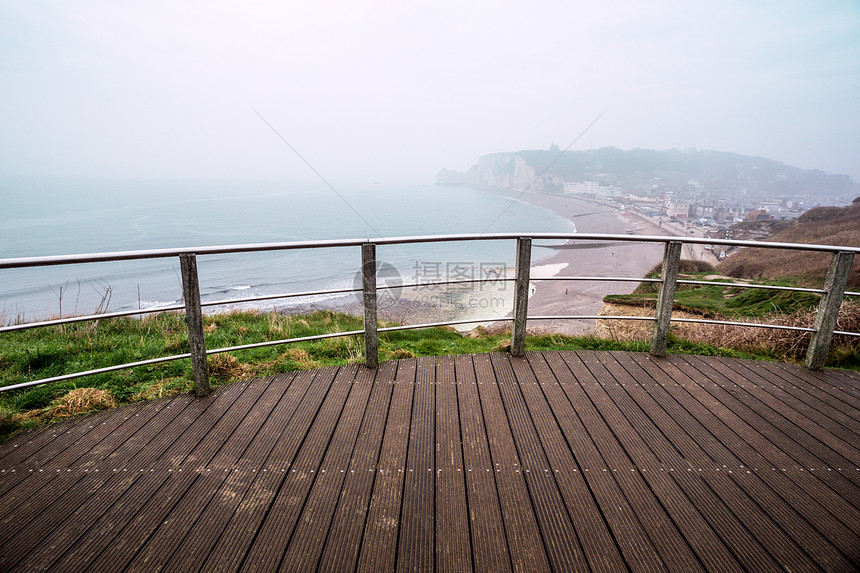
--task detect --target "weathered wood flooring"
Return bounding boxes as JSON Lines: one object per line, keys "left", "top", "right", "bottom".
{"left": 1, "top": 350, "right": 858, "bottom": 572}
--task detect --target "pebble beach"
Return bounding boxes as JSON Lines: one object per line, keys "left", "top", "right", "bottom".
{"left": 280, "top": 190, "right": 673, "bottom": 335}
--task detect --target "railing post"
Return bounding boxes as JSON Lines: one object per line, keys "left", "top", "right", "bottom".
{"left": 805, "top": 251, "right": 854, "bottom": 370}
{"left": 362, "top": 242, "right": 379, "bottom": 368}
{"left": 650, "top": 241, "right": 682, "bottom": 357}
{"left": 511, "top": 237, "right": 532, "bottom": 356}
{"left": 179, "top": 253, "right": 210, "bottom": 397}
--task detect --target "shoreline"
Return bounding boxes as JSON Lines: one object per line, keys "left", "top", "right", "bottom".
{"left": 262, "top": 188, "right": 673, "bottom": 335}
{"left": 481, "top": 189, "right": 668, "bottom": 334}
{"left": 41, "top": 186, "right": 680, "bottom": 336}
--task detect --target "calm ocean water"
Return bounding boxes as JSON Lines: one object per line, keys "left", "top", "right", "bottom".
{"left": 0, "top": 178, "right": 573, "bottom": 322}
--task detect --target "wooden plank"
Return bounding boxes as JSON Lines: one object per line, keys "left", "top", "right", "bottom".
{"left": 81, "top": 376, "right": 274, "bottom": 573}
{"left": 159, "top": 370, "right": 315, "bottom": 572}
{"left": 0, "top": 415, "right": 83, "bottom": 462}
{"left": 0, "top": 395, "right": 170, "bottom": 530}
{"left": 198, "top": 367, "right": 340, "bottom": 573}
{"left": 539, "top": 351, "right": 668, "bottom": 573}
{"left": 640, "top": 350, "right": 851, "bottom": 569}
{"left": 614, "top": 351, "right": 814, "bottom": 573}
{"left": 488, "top": 353, "right": 585, "bottom": 573}
{"left": 2, "top": 350, "right": 857, "bottom": 573}
{"left": 707, "top": 356, "right": 860, "bottom": 473}
{"left": 783, "top": 366, "right": 860, "bottom": 403}
{"left": 453, "top": 354, "right": 511, "bottom": 573}
{"left": 720, "top": 360, "right": 860, "bottom": 501}
{"left": 34, "top": 381, "right": 232, "bottom": 573}
{"left": 276, "top": 364, "right": 378, "bottom": 573}
{"left": 316, "top": 362, "right": 395, "bottom": 573}
{"left": 6, "top": 390, "right": 200, "bottom": 572}
{"left": 472, "top": 353, "right": 550, "bottom": 573}
{"left": 825, "top": 368, "right": 860, "bottom": 398}
{"left": 356, "top": 359, "right": 416, "bottom": 573}
{"left": 772, "top": 366, "right": 860, "bottom": 428}
{"left": 715, "top": 357, "right": 860, "bottom": 470}
{"left": 432, "top": 354, "right": 472, "bottom": 573}
{"left": 124, "top": 375, "right": 294, "bottom": 572}
{"left": 657, "top": 355, "right": 858, "bottom": 571}
{"left": 0, "top": 383, "right": 233, "bottom": 572}
{"left": 0, "top": 408, "right": 106, "bottom": 467}
{"left": 3, "top": 380, "right": 249, "bottom": 572}
{"left": 684, "top": 356, "right": 860, "bottom": 536}
{"left": 509, "top": 352, "right": 628, "bottom": 573}
{"left": 396, "top": 356, "right": 435, "bottom": 573}
{"left": 558, "top": 351, "right": 706, "bottom": 573}
{"left": 0, "top": 393, "right": 182, "bottom": 565}
{"left": 237, "top": 365, "right": 358, "bottom": 572}
{"left": 726, "top": 358, "right": 860, "bottom": 440}
{"left": 755, "top": 360, "right": 860, "bottom": 420}
{"left": 0, "top": 397, "right": 153, "bottom": 511}
{"left": 574, "top": 350, "right": 740, "bottom": 573}
{"left": 0, "top": 400, "right": 143, "bottom": 481}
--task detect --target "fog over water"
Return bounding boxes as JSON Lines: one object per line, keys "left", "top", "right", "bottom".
{"left": 1, "top": 0, "right": 858, "bottom": 184}
{"left": 0, "top": 180, "right": 573, "bottom": 321}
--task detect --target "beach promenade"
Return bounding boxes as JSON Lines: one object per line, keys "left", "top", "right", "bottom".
{"left": 1, "top": 350, "right": 858, "bottom": 572}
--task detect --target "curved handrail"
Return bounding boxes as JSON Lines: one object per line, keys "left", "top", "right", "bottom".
{"left": 2, "top": 232, "right": 859, "bottom": 269}
{"left": 1, "top": 233, "right": 856, "bottom": 393}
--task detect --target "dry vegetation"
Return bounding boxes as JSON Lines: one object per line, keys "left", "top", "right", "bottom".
{"left": 597, "top": 301, "right": 859, "bottom": 364}
{"left": 719, "top": 198, "right": 860, "bottom": 287}
{"left": 3, "top": 387, "right": 118, "bottom": 427}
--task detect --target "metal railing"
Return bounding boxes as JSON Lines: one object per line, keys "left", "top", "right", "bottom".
{"left": 1, "top": 233, "right": 857, "bottom": 395}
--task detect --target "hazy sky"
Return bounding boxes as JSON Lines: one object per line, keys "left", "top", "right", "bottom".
{"left": 1, "top": 0, "right": 858, "bottom": 184}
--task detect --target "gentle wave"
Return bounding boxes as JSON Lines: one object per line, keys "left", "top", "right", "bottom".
{"left": 1, "top": 179, "right": 574, "bottom": 321}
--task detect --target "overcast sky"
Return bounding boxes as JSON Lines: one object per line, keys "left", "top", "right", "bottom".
{"left": 1, "top": 0, "right": 858, "bottom": 184}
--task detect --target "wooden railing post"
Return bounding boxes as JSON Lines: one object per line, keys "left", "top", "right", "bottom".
{"left": 362, "top": 242, "right": 379, "bottom": 368}
{"left": 511, "top": 237, "right": 532, "bottom": 356}
{"left": 805, "top": 251, "right": 854, "bottom": 370}
{"left": 179, "top": 253, "right": 210, "bottom": 397}
{"left": 650, "top": 241, "right": 682, "bottom": 357}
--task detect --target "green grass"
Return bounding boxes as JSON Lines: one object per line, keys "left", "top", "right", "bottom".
{"left": 604, "top": 272, "right": 825, "bottom": 318}
{"left": 0, "top": 308, "right": 771, "bottom": 440}
{"left": 602, "top": 269, "right": 859, "bottom": 371}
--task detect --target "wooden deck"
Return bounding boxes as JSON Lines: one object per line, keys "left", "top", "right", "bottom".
{"left": 0, "top": 350, "right": 858, "bottom": 572}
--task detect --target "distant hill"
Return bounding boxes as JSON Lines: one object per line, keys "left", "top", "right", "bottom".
{"left": 438, "top": 147, "right": 858, "bottom": 203}
{"left": 719, "top": 198, "right": 860, "bottom": 287}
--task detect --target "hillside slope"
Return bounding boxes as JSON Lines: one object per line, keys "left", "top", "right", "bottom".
{"left": 719, "top": 198, "right": 860, "bottom": 287}
{"left": 438, "top": 147, "right": 859, "bottom": 202}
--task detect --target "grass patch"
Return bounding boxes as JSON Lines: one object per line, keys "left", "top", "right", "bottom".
{"left": 1, "top": 307, "right": 854, "bottom": 440}
{"left": 605, "top": 262, "right": 828, "bottom": 319}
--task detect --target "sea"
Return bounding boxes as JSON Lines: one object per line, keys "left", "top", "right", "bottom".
{"left": 0, "top": 178, "right": 574, "bottom": 323}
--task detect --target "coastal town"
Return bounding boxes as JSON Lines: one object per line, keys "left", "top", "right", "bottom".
{"left": 438, "top": 146, "right": 859, "bottom": 263}
{"left": 565, "top": 181, "right": 798, "bottom": 263}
